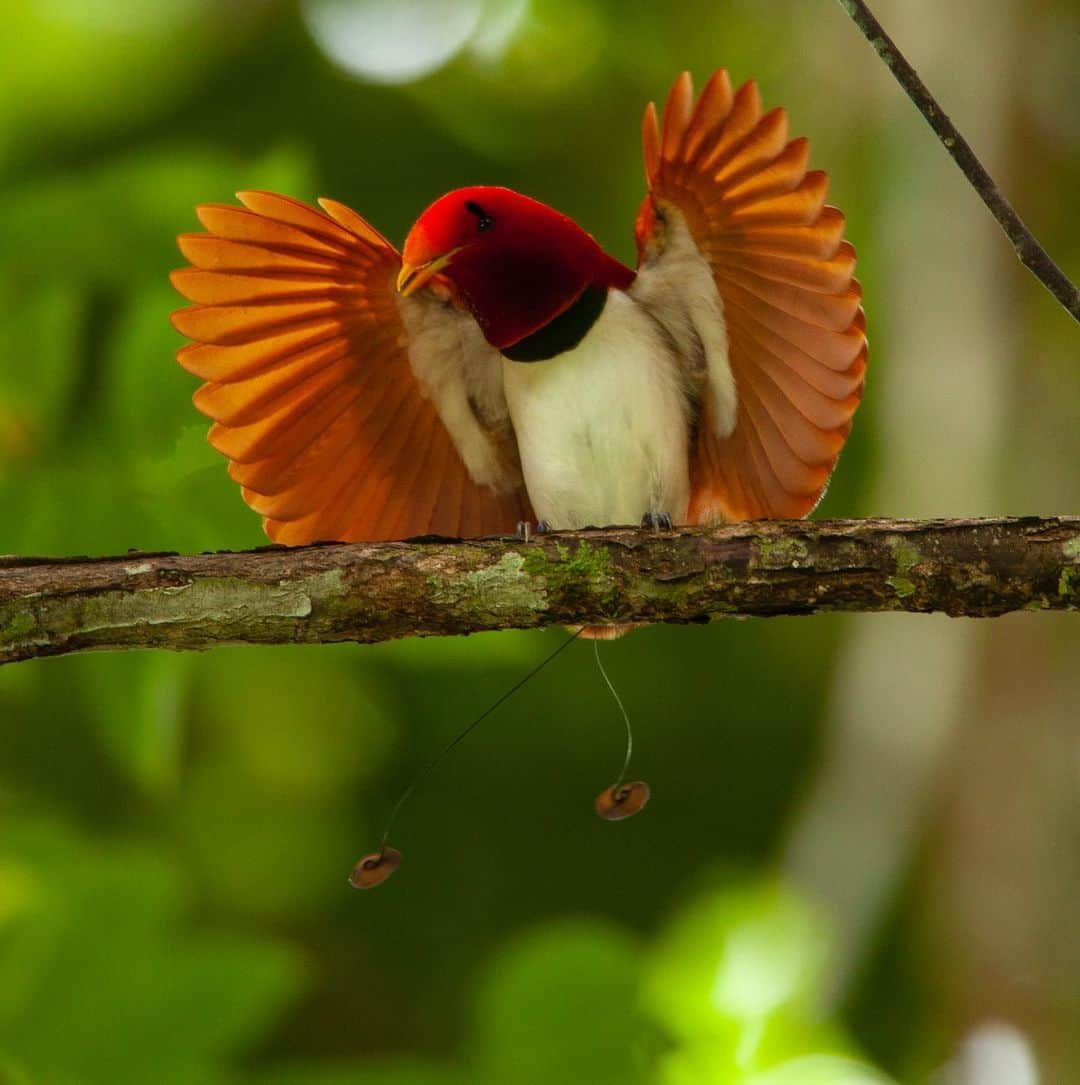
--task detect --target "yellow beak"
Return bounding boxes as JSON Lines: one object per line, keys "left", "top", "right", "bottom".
{"left": 396, "top": 249, "right": 460, "bottom": 296}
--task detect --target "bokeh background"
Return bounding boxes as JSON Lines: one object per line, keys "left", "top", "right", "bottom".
{"left": 1, "top": 1, "right": 1078, "bottom": 1083}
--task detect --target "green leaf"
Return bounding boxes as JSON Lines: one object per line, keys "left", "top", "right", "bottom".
{"left": 643, "top": 881, "right": 829, "bottom": 1042}
{"left": 658, "top": 1049, "right": 895, "bottom": 1085}
{"left": 471, "top": 919, "right": 655, "bottom": 1085}
{"left": 744, "top": 1054, "right": 894, "bottom": 1085}
{"left": 249, "top": 1060, "right": 463, "bottom": 1085}
{"left": 0, "top": 818, "right": 306, "bottom": 1085}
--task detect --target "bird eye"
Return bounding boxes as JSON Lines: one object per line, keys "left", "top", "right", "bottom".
{"left": 464, "top": 200, "right": 494, "bottom": 232}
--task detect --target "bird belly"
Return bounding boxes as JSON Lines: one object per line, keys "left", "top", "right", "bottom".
{"left": 501, "top": 290, "right": 691, "bottom": 530}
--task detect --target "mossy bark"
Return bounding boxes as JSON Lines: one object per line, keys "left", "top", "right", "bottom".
{"left": 1, "top": 517, "right": 1077, "bottom": 664}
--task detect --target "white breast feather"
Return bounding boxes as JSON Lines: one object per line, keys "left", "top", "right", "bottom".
{"left": 500, "top": 290, "right": 692, "bottom": 530}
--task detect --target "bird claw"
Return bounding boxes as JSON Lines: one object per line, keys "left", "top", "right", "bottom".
{"left": 515, "top": 520, "right": 551, "bottom": 543}
{"left": 641, "top": 512, "right": 673, "bottom": 532}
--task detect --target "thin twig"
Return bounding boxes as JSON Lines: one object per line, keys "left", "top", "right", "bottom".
{"left": 836, "top": 0, "right": 1080, "bottom": 323}
{"left": 1, "top": 517, "right": 1077, "bottom": 665}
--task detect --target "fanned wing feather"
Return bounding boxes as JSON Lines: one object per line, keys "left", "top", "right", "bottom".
{"left": 637, "top": 70, "right": 867, "bottom": 521}
{"left": 171, "top": 191, "right": 529, "bottom": 542}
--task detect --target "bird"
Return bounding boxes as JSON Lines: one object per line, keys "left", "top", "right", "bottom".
{"left": 171, "top": 68, "right": 866, "bottom": 564}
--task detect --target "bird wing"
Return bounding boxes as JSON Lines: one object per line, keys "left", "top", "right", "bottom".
{"left": 171, "top": 191, "right": 530, "bottom": 543}
{"left": 634, "top": 70, "right": 867, "bottom": 521}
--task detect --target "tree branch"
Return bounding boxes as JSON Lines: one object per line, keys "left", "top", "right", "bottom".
{"left": 1, "top": 517, "right": 1076, "bottom": 665}
{"left": 836, "top": 0, "right": 1080, "bottom": 323}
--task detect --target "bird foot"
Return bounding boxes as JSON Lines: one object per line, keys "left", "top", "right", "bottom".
{"left": 641, "top": 512, "right": 673, "bottom": 532}
{"left": 515, "top": 520, "right": 551, "bottom": 543}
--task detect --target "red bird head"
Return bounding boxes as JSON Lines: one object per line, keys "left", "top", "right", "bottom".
{"left": 398, "top": 185, "right": 634, "bottom": 350}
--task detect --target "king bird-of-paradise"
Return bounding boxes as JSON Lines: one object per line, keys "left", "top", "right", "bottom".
{"left": 171, "top": 70, "right": 866, "bottom": 587}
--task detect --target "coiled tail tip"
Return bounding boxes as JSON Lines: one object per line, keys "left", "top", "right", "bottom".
{"left": 595, "top": 780, "right": 651, "bottom": 821}
{"left": 349, "top": 846, "right": 402, "bottom": 889}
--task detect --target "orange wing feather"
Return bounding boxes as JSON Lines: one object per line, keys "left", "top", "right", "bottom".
{"left": 171, "top": 191, "right": 530, "bottom": 543}
{"left": 637, "top": 71, "right": 867, "bottom": 522}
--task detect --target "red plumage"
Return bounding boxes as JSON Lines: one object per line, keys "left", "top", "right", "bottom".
{"left": 403, "top": 186, "right": 634, "bottom": 350}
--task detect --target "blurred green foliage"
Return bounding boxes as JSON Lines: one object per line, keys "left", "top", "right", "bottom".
{"left": 0, "top": 819, "right": 305, "bottom": 1085}
{"left": 0, "top": 812, "right": 889, "bottom": 1084}
{"left": 2, "top": 0, "right": 1077, "bottom": 1083}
